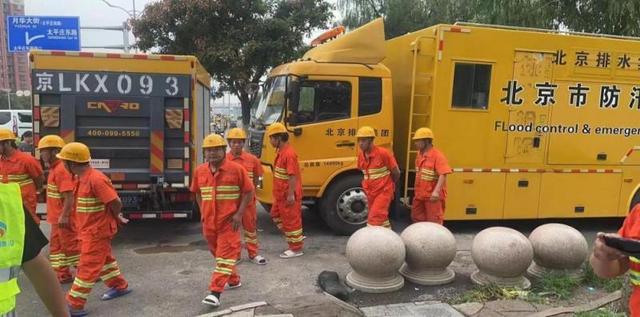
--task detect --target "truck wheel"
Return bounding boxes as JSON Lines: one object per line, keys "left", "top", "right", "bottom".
{"left": 320, "top": 175, "right": 367, "bottom": 235}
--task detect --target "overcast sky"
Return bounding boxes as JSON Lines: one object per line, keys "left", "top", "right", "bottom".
{"left": 25, "top": 0, "right": 157, "bottom": 50}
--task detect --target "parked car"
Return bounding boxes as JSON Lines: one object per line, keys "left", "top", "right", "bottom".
{"left": 0, "top": 110, "right": 31, "bottom": 137}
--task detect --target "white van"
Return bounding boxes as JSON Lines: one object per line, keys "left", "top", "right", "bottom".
{"left": 0, "top": 110, "right": 32, "bottom": 137}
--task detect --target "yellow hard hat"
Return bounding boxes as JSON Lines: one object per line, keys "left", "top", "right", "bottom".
{"left": 412, "top": 127, "right": 434, "bottom": 140}
{"left": 38, "top": 135, "right": 65, "bottom": 149}
{"left": 227, "top": 128, "right": 247, "bottom": 140}
{"left": 266, "top": 123, "right": 288, "bottom": 137}
{"left": 203, "top": 133, "right": 227, "bottom": 148}
{"left": 57, "top": 142, "right": 91, "bottom": 163}
{"left": 356, "top": 126, "right": 376, "bottom": 138}
{"left": 0, "top": 128, "right": 16, "bottom": 142}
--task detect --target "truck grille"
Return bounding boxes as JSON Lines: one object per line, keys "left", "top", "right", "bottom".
{"left": 248, "top": 128, "right": 264, "bottom": 158}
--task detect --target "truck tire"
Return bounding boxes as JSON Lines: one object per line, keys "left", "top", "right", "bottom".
{"left": 320, "top": 175, "right": 367, "bottom": 235}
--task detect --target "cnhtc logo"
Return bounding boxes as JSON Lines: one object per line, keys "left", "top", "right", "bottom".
{"left": 0, "top": 221, "right": 6, "bottom": 238}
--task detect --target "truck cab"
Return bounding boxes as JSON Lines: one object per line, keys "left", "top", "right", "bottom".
{"left": 248, "top": 20, "right": 394, "bottom": 234}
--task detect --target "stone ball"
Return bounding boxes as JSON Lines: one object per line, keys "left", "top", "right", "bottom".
{"left": 529, "top": 223, "right": 588, "bottom": 270}
{"left": 346, "top": 226, "right": 406, "bottom": 278}
{"left": 471, "top": 227, "right": 533, "bottom": 278}
{"left": 401, "top": 222, "right": 456, "bottom": 269}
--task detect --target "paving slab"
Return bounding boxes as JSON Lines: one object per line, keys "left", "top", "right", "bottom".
{"left": 362, "top": 302, "right": 463, "bottom": 317}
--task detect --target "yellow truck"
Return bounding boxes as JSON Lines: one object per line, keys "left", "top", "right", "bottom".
{"left": 30, "top": 50, "right": 212, "bottom": 220}
{"left": 249, "top": 19, "right": 640, "bottom": 234}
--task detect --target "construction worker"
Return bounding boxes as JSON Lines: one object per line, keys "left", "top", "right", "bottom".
{"left": 0, "top": 183, "right": 69, "bottom": 317}
{"left": 38, "top": 135, "right": 80, "bottom": 283}
{"left": 356, "top": 126, "right": 400, "bottom": 228}
{"left": 411, "top": 128, "right": 452, "bottom": 225}
{"left": 226, "top": 128, "right": 267, "bottom": 265}
{"left": 0, "top": 128, "right": 44, "bottom": 224}
{"left": 591, "top": 204, "right": 640, "bottom": 315}
{"left": 191, "top": 133, "right": 254, "bottom": 307}
{"left": 267, "top": 123, "right": 304, "bottom": 258}
{"left": 57, "top": 142, "right": 131, "bottom": 317}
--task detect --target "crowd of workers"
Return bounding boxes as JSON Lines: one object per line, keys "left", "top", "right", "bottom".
{"left": 0, "top": 122, "right": 638, "bottom": 316}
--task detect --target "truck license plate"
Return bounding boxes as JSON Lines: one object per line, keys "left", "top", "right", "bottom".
{"left": 120, "top": 195, "right": 140, "bottom": 208}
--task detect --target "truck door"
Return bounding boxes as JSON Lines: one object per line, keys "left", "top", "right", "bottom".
{"left": 287, "top": 76, "right": 358, "bottom": 188}
{"left": 503, "top": 51, "right": 554, "bottom": 218}
{"left": 505, "top": 51, "right": 554, "bottom": 164}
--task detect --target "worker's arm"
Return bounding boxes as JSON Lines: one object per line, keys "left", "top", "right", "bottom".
{"left": 590, "top": 232, "right": 630, "bottom": 278}
{"left": 430, "top": 174, "right": 447, "bottom": 201}
{"left": 23, "top": 251, "right": 69, "bottom": 317}
{"left": 57, "top": 191, "right": 74, "bottom": 228}
{"left": 195, "top": 193, "right": 202, "bottom": 210}
{"left": 107, "top": 197, "right": 127, "bottom": 224}
{"left": 34, "top": 174, "right": 45, "bottom": 192}
{"left": 391, "top": 167, "right": 401, "bottom": 184}
{"left": 232, "top": 190, "right": 253, "bottom": 231}
{"left": 287, "top": 175, "right": 297, "bottom": 205}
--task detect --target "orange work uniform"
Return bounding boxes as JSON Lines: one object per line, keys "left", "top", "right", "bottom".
{"left": 358, "top": 145, "right": 398, "bottom": 228}
{"left": 227, "top": 151, "right": 263, "bottom": 259}
{"left": 67, "top": 167, "right": 128, "bottom": 310}
{"left": 191, "top": 159, "right": 253, "bottom": 293}
{"left": 46, "top": 159, "right": 80, "bottom": 282}
{"left": 618, "top": 204, "right": 640, "bottom": 316}
{"left": 411, "top": 147, "right": 452, "bottom": 224}
{"left": 0, "top": 150, "right": 43, "bottom": 223}
{"left": 272, "top": 143, "right": 304, "bottom": 251}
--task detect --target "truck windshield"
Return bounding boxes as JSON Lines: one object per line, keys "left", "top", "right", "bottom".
{"left": 253, "top": 76, "right": 286, "bottom": 126}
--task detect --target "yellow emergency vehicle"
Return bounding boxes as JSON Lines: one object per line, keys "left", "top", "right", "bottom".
{"left": 249, "top": 19, "right": 640, "bottom": 234}
{"left": 30, "top": 51, "right": 212, "bottom": 220}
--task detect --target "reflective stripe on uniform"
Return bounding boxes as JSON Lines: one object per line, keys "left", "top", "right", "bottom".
{"left": 72, "top": 277, "right": 95, "bottom": 289}
{"left": 419, "top": 168, "right": 438, "bottom": 181}
{"left": 7, "top": 174, "right": 33, "bottom": 187}
{"left": 363, "top": 167, "right": 390, "bottom": 180}
{"left": 215, "top": 258, "right": 236, "bottom": 266}
{"left": 77, "top": 195, "right": 105, "bottom": 213}
{"left": 274, "top": 167, "right": 289, "bottom": 180}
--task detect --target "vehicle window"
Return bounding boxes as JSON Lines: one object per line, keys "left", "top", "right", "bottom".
{"left": 358, "top": 77, "right": 382, "bottom": 116}
{"left": 293, "top": 81, "right": 351, "bottom": 125}
{"left": 0, "top": 112, "right": 10, "bottom": 125}
{"left": 18, "top": 112, "right": 31, "bottom": 123}
{"left": 451, "top": 63, "right": 492, "bottom": 110}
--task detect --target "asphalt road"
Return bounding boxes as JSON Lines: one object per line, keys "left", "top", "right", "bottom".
{"left": 16, "top": 204, "right": 622, "bottom": 317}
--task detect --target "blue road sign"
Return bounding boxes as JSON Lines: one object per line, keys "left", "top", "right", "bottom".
{"left": 7, "top": 16, "right": 80, "bottom": 53}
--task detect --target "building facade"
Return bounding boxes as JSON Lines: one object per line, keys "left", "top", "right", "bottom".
{"left": 0, "top": 0, "right": 30, "bottom": 92}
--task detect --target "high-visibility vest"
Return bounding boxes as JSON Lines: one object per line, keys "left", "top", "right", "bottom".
{"left": 0, "top": 183, "right": 25, "bottom": 316}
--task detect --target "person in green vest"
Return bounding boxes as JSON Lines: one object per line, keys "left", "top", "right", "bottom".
{"left": 0, "top": 182, "right": 68, "bottom": 316}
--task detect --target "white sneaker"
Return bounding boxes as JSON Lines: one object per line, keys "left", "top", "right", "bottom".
{"left": 202, "top": 294, "right": 220, "bottom": 307}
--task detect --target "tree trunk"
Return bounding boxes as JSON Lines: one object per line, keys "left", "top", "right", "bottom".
{"left": 238, "top": 91, "right": 251, "bottom": 127}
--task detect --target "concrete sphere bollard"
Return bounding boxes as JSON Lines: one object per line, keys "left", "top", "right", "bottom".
{"left": 471, "top": 227, "right": 533, "bottom": 289}
{"left": 527, "top": 223, "right": 589, "bottom": 279}
{"left": 399, "top": 222, "right": 457, "bottom": 285}
{"left": 346, "top": 226, "right": 405, "bottom": 293}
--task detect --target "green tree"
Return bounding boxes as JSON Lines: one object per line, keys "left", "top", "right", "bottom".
{"left": 556, "top": 0, "right": 640, "bottom": 36}
{"left": 133, "top": 0, "right": 332, "bottom": 125}
{"left": 339, "top": 0, "right": 640, "bottom": 38}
